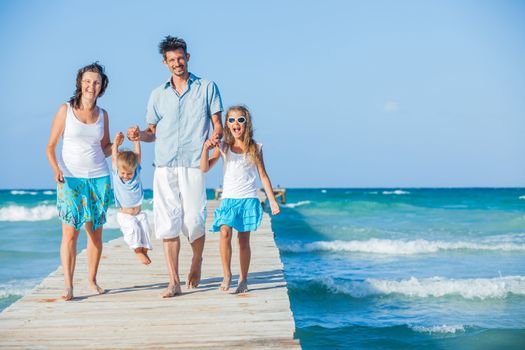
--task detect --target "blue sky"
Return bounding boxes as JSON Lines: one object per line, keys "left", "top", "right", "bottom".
{"left": 0, "top": 0, "right": 524, "bottom": 188}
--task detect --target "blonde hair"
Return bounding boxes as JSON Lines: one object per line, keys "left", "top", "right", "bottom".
{"left": 223, "top": 105, "right": 260, "bottom": 164}
{"left": 117, "top": 150, "right": 138, "bottom": 170}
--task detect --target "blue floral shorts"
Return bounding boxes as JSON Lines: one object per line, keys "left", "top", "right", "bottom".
{"left": 210, "top": 198, "right": 263, "bottom": 232}
{"left": 56, "top": 176, "right": 112, "bottom": 231}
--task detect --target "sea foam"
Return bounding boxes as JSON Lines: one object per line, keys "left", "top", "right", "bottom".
{"left": 317, "top": 276, "right": 525, "bottom": 299}
{"left": 280, "top": 238, "right": 525, "bottom": 255}
{"left": 284, "top": 201, "right": 311, "bottom": 208}
{"left": 411, "top": 324, "right": 466, "bottom": 334}
{"left": 10, "top": 190, "right": 38, "bottom": 195}
{"left": 0, "top": 205, "right": 57, "bottom": 221}
{"left": 0, "top": 205, "right": 154, "bottom": 227}
{"left": 383, "top": 190, "right": 410, "bottom": 195}
{"left": 0, "top": 279, "right": 40, "bottom": 298}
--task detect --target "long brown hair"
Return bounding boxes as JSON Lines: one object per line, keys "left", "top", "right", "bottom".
{"left": 223, "top": 105, "right": 260, "bottom": 164}
{"left": 69, "top": 62, "right": 109, "bottom": 109}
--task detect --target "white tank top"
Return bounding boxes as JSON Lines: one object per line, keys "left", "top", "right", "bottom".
{"left": 58, "top": 103, "right": 109, "bottom": 178}
{"left": 221, "top": 143, "right": 261, "bottom": 199}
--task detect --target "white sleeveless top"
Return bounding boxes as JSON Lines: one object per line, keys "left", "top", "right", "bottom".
{"left": 57, "top": 103, "right": 109, "bottom": 178}
{"left": 221, "top": 143, "right": 261, "bottom": 199}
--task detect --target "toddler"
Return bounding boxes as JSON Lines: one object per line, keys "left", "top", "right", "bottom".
{"left": 111, "top": 131, "right": 152, "bottom": 264}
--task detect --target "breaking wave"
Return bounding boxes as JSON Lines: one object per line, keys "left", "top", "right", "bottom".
{"left": 383, "top": 190, "right": 410, "bottom": 195}
{"left": 304, "top": 276, "right": 525, "bottom": 300}
{"left": 280, "top": 238, "right": 525, "bottom": 255}
{"left": 284, "top": 201, "right": 311, "bottom": 208}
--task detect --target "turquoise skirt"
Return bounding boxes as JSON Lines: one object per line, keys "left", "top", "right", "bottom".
{"left": 56, "top": 176, "right": 112, "bottom": 231}
{"left": 210, "top": 198, "right": 263, "bottom": 232}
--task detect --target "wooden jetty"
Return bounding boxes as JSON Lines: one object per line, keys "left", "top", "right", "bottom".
{"left": 0, "top": 200, "right": 300, "bottom": 349}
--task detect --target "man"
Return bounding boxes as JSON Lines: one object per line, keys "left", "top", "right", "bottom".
{"left": 128, "top": 36, "right": 222, "bottom": 297}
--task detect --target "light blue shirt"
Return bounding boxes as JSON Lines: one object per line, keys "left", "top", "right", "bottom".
{"left": 112, "top": 165, "right": 144, "bottom": 208}
{"left": 146, "top": 73, "right": 223, "bottom": 168}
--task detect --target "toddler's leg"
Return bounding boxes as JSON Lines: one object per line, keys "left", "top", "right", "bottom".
{"left": 142, "top": 247, "right": 152, "bottom": 264}
{"left": 137, "top": 213, "right": 152, "bottom": 264}
{"left": 219, "top": 225, "right": 233, "bottom": 291}
{"left": 234, "top": 231, "right": 251, "bottom": 294}
{"left": 134, "top": 247, "right": 151, "bottom": 265}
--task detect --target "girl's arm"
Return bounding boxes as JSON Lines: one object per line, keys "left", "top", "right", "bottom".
{"left": 112, "top": 132, "right": 124, "bottom": 167}
{"left": 46, "top": 104, "right": 67, "bottom": 183}
{"left": 200, "top": 140, "right": 221, "bottom": 172}
{"left": 101, "top": 110, "right": 112, "bottom": 157}
{"left": 256, "top": 149, "right": 280, "bottom": 215}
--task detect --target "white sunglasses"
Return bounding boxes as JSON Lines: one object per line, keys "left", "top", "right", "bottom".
{"left": 227, "top": 116, "right": 246, "bottom": 124}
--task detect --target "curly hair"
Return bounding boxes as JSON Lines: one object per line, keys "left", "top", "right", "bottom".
{"left": 223, "top": 105, "right": 261, "bottom": 165}
{"left": 69, "top": 62, "right": 108, "bottom": 109}
{"left": 158, "top": 35, "right": 187, "bottom": 59}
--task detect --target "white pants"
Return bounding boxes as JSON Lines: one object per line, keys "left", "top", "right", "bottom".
{"left": 116, "top": 211, "right": 152, "bottom": 250}
{"left": 153, "top": 167, "right": 206, "bottom": 242}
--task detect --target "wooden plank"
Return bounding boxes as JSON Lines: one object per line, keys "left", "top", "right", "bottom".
{"left": 0, "top": 200, "right": 300, "bottom": 349}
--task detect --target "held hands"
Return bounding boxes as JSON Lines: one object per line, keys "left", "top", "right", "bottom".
{"left": 210, "top": 131, "right": 222, "bottom": 147}
{"left": 113, "top": 132, "right": 125, "bottom": 146}
{"left": 269, "top": 200, "right": 280, "bottom": 216}
{"left": 203, "top": 139, "right": 216, "bottom": 151}
{"left": 127, "top": 125, "right": 140, "bottom": 141}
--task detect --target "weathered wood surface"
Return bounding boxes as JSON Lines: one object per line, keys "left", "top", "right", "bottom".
{"left": 0, "top": 200, "right": 300, "bottom": 349}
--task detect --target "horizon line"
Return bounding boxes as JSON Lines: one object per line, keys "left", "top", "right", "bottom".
{"left": 2, "top": 187, "right": 525, "bottom": 191}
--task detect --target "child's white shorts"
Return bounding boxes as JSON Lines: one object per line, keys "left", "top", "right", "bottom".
{"left": 116, "top": 211, "right": 152, "bottom": 250}
{"left": 153, "top": 167, "right": 207, "bottom": 243}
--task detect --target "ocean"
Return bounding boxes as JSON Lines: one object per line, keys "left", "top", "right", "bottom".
{"left": 1, "top": 188, "right": 525, "bottom": 349}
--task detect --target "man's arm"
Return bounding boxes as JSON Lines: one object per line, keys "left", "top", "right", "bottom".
{"left": 210, "top": 112, "right": 223, "bottom": 146}
{"left": 140, "top": 124, "right": 156, "bottom": 142}
{"left": 127, "top": 124, "right": 156, "bottom": 143}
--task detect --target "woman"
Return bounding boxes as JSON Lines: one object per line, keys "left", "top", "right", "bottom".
{"left": 46, "top": 62, "right": 112, "bottom": 301}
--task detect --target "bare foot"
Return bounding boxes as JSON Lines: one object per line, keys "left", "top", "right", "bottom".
{"left": 135, "top": 250, "right": 151, "bottom": 265}
{"left": 61, "top": 287, "right": 73, "bottom": 301}
{"left": 233, "top": 280, "right": 249, "bottom": 294}
{"left": 142, "top": 248, "right": 152, "bottom": 264}
{"left": 219, "top": 275, "right": 232, "bottom": 292}
{"left": 88, "top": 283, "right": 107, "bottom": 295}
{"left": 186, "top": 257, "right": 203, "bottom": 289}
{"left": 161, "top": 283, "right": 182, "bottom": 298}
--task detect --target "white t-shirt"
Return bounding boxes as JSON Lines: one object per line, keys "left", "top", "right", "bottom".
{"left": 221, "top": 143, "right": 261, "bottom": 199}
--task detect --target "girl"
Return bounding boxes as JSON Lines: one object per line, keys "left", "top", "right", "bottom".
{"left": 200, "top": 105, "right": 280, "bottom": 294}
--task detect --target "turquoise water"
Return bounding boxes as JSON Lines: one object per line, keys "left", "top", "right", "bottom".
{"left": 1, "top": 188, "right": 525, "bottom": 348}
{"left": 272, "top": 189, "right": 525, "bottom": 349}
